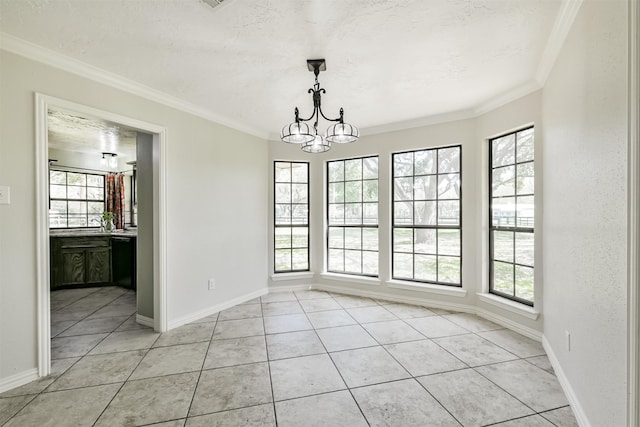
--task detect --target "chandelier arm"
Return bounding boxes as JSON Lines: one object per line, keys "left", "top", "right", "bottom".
{"left": 317, "top": 106, "right": 343, "bottom": 123}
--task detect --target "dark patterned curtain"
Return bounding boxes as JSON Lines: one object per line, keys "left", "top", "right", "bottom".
{"left": 106, "top": 173, "right": 125, "bottom": 229}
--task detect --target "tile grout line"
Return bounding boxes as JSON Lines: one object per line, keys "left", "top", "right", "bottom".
{"left": 259, "top": 295, "right": 279, "bottom": 427}
{"left": 293, "top": 291, "right": 372, "bottom": 427}
{"left": 183, "top": 313, "right": 219, "bottom": 423}
{"left": 90, "top": 313, "right": 164, "bottom": 426}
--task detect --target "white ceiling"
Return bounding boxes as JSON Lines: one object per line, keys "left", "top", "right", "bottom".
{"left": 1, "top": 0, "right": 565, "bottom": 140}
{"left": 48, "top": 109, "right": 137, "bottom": 158}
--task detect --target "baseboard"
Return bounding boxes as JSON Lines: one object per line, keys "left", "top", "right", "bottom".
{"left": 311, "top": 283, "right": 474, "bottom": 313}
{"left": 542, "top": 336, "right": 590, "bottom": 427}
{"left": 0, "top": 368, "right": 39, "bottom": 394}
{"left": 268, "top": 283, "right": 314, "bottom": 292}
{"left": 136, "top": 314, "right": 154, "bottom": 328}
{"left": 167, "top": 287, "right": 269, "bottom": 330}
{"left": 476, "top": 307, "right": 543, "bottom": 342}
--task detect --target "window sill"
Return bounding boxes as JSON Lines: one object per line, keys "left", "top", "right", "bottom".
{"left": 477, "top": 293, "right": 539, "bottom": 320}
{"left": 385, "top": 280, "right": 467, "bottom": 297}
{"left": 270, "top": 272, "right": 315, "bottom": 282}
{"left": 320, "top": 272, "right": 381, "bottom": 286}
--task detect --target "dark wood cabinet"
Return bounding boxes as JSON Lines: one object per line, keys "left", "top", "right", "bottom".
{"left": 50, "top": 236, "right": 112, "bottom": 289}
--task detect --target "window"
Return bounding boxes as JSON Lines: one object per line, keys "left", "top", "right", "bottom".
{"left": 392, "top": 146, "right": 461, "bottom": 286}
{"left": 327, "top": 156, "right": 379, "bottom": 276}
{"left": 49, "top": 171, "right": 105, "bottom": 228}
{"left": 489, "top": 127, "right": 534, "bottom": 305}
{"left": 274, "top": 161, "right": 309, "bottom": 272}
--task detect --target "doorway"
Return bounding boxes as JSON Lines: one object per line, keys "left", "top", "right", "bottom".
{"left": 35, "top": 94, "right": 168, "bottom": 377}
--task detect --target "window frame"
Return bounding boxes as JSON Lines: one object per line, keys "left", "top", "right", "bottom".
{"left": 488, "top": 126, "right": 535, "bottom": 306}
{"left": 391, "top": 145, "right": 463, "bottom": 287}
{"left": 49, "top": 170, "right": 106, "bottom": 229}
{"left": 326, "top": 155, "right": 379, "bottom": 278}
{"left": 273, "top": 161, "right": 310, "bottom": 274}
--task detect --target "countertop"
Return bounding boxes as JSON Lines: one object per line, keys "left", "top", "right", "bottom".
{"left": 50, "top": 228, "right": 137, "bottom": 238}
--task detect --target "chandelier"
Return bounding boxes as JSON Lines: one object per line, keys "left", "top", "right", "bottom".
{"left": 281, "top": 59, "right": 359, "bottom": 153}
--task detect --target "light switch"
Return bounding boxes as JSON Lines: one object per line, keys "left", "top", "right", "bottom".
{"left": 0, "top": 186, "right": 10, "bottom": 204}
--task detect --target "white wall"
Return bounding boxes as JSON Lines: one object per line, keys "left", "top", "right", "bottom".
{"left": 542, "top": 0, "right": 628, "bottom": 425}
{"left": 269, "top": 94, "right": 544, "bottom": 335}
{"left": 0, "top": 50, "right": 268, "bottom": 382}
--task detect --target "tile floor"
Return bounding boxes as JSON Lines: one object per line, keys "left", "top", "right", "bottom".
{"left": 0, "top": 286, "right": 579, "bottom": 426}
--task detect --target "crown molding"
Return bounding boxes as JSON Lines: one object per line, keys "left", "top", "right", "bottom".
{"left": 2, "top": 0, "right": 581, "bottom": 143}
{"left": 535, "top": 0, "right": 584, "bottom": 85}
{"left": 473, "top": 80, "right": 543, "bottom": 117}
{"left": 0, "top": 32, "right": 269, "bottom": 140}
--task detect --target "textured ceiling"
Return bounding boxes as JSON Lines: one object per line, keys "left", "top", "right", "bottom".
{"left": 48, "top": 110, "right": 137, "bottom": 158}
{"left": 1, "top": 0, "right": 563, "bottom": 140}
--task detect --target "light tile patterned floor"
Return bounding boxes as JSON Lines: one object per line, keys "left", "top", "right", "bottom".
{"left": 0, "top": 287, "right": 579, "bottom": 426}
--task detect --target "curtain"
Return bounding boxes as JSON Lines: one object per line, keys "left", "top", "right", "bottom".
{"left": 106, "top": 173, "right": 125, "bottom": 229}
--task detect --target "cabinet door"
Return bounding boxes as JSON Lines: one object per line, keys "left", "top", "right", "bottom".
{"left": 86, "top": 247, "right": 111, "bottom": 284}
{"left": 60, "top": 249, "right": 86, "bottom": 285}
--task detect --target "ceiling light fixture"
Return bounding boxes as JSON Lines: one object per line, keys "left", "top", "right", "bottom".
{"left": 281, "top": 59, "right": 359, "bottom": 153}
{"left": 101, "top": 152, "right": 118, "bottom": 169}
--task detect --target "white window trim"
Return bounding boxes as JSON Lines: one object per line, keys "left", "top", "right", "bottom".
{"left": 270, "top": 272, "right": 315, "bottom": 282}
{"left": 320, "top": 272, "right": 381, "bottom": 286}
{"left": 477, "top": 292, "right": 539, "bottom": 320}
{"left": 386, "top": 279, "right": 467, "bottom": 297}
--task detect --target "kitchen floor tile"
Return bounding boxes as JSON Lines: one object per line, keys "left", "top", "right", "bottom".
{"left": 478, "top": 328, "right": 546, "bottom": 358}
{"left": 203, "top": 335, "right": 267, "bottom": 368}
{"left": 5, "top": 384, "right": 120, "bottom": 427}
{"left": 434, "top": 333, "right": 519, "bottom": 367}
{"left": 330, "top": 346, "right": 410, "bottom": 387}
{"left": 263, "top": 313, "right": 313, "bottom": 334}
{"left": 405, "top": 316, "right": 470, "bottom": 338}
{"left": 48, "top": 350, "right": 145, "bottom": 390}
{"left": 379, "top": 302, "right": 438, "bottom": 318}
{"left": 475, "top": 360, "right": 570, "bottom": 412}
{"left": 218, "top": 303, "right": 263, "bottom": 321}
{"left": 275, "top": 390, "right": 368, "bottom": 427}
{"left": 346, "top": 306, "right": 398, "bottom": 323}
{"left": 385, "top": 339, "right": 467, "bottom": 376}
{"left": 266, "top": 330, "right": 325, "bottom": 360}
{"left": 95, "top": 373, "right": 198, "bottom": 426}
{"left": 130, "top": 342, "right": 208, "bottom": 379}
{"left": 299, "top": 298, "right": 342, "bottom": 312}
{"left": 212, "top": 317, "right": 264, "bottom": 340}
{"left": 186, "top": 404, "right": 275, "bottom": 426}
{"left": 361, "top": 319, "right": 425, "bottom": 344}
{"left": 443, "top": 312, "right": 504, "bottom": 332}
{"left": 418, "top": 368, "right": 534, "bottom": 425}
{"left": 306, "top": 309, "right": 357, "bottom": 329}
{"left": 262, "top": 301, "right": 303, "bottom": 316}
{"left": 351, "top": 379, "right": 459, "bottom": 426}
{"left": 315, "top": 325, "right": 378, "bottom": 352}
{"left": 189, "top": 363, "right": 272, "bottom": 415}
{"left": 51, "top": 333, "right": 108, "bottom": 359}
{"left": 89, "top": 329, "right": 160, "bottom": 354}
{"left": 154, "top": 322, "right": 215, "bottom": 347}
{"left": 56, "top": 315, "right": 129, "bottom": 337}
{"left": 270, "top": 354, "right": 346, "bottom": 401}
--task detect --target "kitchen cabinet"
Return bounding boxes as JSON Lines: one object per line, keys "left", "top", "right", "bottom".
{"left": 50, "top": 236, "right": 112, "bottom": 289}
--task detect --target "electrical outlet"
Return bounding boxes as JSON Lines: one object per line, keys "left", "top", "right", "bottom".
{"left": 565, "top": 330, "right": 571, "bottom": 352}
{"left": 208, "top": 279, "right": 216, "bottom": 290}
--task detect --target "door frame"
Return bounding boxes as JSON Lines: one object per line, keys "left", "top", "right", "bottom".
{"left": 629, "top": 0, "right": 640, "bottom": 424}
{"left": 35, "top": 93, "right": 168, "bottom": 376}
